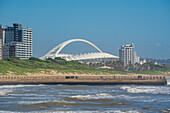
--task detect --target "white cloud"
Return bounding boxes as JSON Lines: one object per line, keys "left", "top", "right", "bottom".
{"left": 155, "top": 43, "right": 161, "bottom": 47}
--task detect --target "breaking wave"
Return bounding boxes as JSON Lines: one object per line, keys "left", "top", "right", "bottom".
{"left": 0, "top": 109, "right": 140, "bottom": 113}
{"left": 71, "top": 93, "right": 113, "bottom": 100}
{"left": 0, "top": 84, "right": 45, "bottom": 88}
{"left": 160, "top": 109, "right": 170, "bottom": 113}
{"left": 65, "top": 93, "right": 165, "bottom": 102}
{"left": 43, "top": 109, "right": 140, "bottom": 113}
{"left": 167, "top": 80, "right": 170, "bottom": 86}
{"left": 0, "top": 84, "right": 45, "bottom": 96}
{"left": 121, "top": 86, "right": 170, "bottom": 94}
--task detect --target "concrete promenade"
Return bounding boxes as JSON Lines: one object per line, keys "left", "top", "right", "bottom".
{"left": 0, "top": 75, "right": 167, "bottom": 85}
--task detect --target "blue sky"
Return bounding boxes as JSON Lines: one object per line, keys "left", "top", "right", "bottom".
{"left": 0, "top": 0, "right": 170, "bottom": 59}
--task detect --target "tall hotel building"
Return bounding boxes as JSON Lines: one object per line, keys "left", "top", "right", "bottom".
{"left": 119, "top": 43, "right": 140, "bottom": 66}
{"left": 0, "top": 23, "right": 32, "bottom": 59}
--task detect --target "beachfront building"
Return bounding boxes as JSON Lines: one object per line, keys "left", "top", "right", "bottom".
{"left": 0, "top": 25, "right": 5, "bottom": 44}
{"left": 0, "top": 25, "right": 5, "bottom": 60}
{"left": 1, "top": 23, "right": 32, "bottom": 59}
{"left": 0, "top": 39, "right": 2, "bottom": 60}
{"left": 119, "top": 43, "right": 140, "bottom": 66}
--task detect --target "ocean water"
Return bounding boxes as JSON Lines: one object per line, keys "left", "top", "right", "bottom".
{"left": 0, "top": 79, "right": 170, "bottom": 113}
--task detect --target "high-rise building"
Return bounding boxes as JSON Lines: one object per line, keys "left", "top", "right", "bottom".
{"left": 0, "top": 25, "right": 5, "bottom": 44}
{"left": 2, "top": 43, "right": 9, "bottom": 59}
{"left": 1, "top": 23, "right": 32, "bottom": 59}
{"left": 119, "top": 43, "right": 140, "bottom": 66}
{"left": 0, "top": 25, "right": 5, "bottom": 60}
{"left": 0, "top": 39, "right": 2, "bottom": 60}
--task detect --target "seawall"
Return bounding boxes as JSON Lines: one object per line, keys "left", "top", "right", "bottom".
{"left": 0, "top": 75, "right": 167, "bottom": 85}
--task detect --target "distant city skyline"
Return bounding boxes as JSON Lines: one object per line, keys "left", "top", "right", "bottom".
{"left": 0, "top": 0, "right": 170, "bottom": 59}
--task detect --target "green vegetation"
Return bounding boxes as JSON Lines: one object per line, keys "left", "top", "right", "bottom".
{"left": 0, "top": 57, "right": 125, "bottom": 75}
{"left": 0, "top": 57, "right": 169, "bottom": 76}
{"left": 127, "top": 70, "right": 165, "bottom": 75}
{"left": 141, "top": 62, "right": 170, "bottom": 71}
{"left": 126, "top": 62, "right": 170, "bottom": 74}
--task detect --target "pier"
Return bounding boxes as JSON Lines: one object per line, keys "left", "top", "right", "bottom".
{"left": 0, "top": 75, "right": 167, "bottom": 85}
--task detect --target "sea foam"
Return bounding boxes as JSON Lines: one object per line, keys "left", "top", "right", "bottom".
{"left": 121, "top": 86, "right": 170, "bottom": 95}
{"left": 45, "top": 109, "right": 140, "bottom": 113}
{"left": 71, "top": 93, "right": 113, "bottom": 100}
{"left": 0, "top": 84, "right": 45, "bottom": 96}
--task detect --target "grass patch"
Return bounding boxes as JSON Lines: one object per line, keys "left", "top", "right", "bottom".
{"left": 0, "top": 57, "right": 126, "bottom": 76}
{"left": 0, "top": 57, "right": 169, "bottom": 76}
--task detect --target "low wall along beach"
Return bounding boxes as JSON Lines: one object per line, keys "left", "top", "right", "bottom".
{"left": 0, "top": 75, "right": 167, "bottom": 85}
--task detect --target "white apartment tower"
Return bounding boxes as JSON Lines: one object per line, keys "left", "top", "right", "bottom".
{"left": 119, "top": 43, "right": 140, "bottom": 66}
{"left": 0, "top": 25, "right": 5, "bottom": 60}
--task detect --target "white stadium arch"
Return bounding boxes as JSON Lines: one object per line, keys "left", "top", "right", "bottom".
{"left": 40, "top": 39, "right": 119, "bottom": 61}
